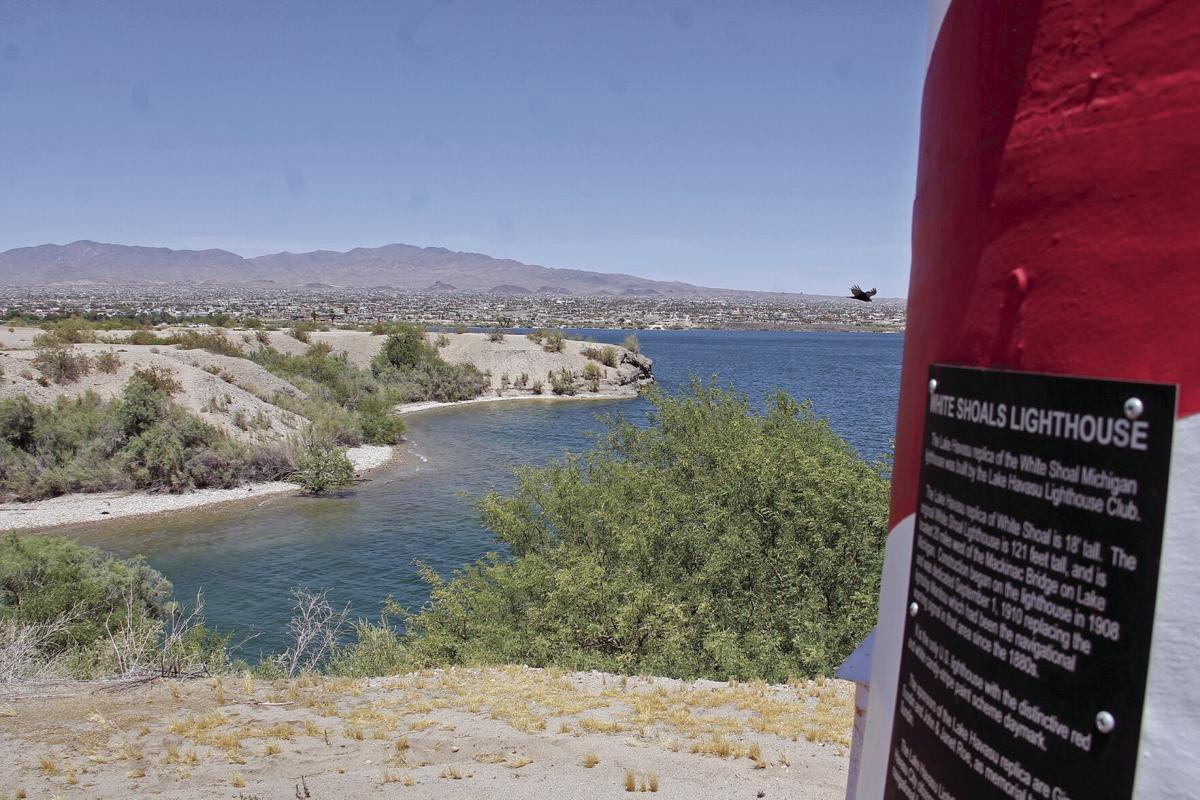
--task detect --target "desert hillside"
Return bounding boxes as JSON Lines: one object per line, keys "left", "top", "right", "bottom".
{"left": 0, "top": 326, "right": 653, "bottom": 449}
{"left": 0, "top": 667, "right": 851, "bottom": 799}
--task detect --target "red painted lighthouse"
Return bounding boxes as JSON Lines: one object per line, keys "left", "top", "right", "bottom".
{"left": 852, "top": 2, "right": 1200, "bottom": 797}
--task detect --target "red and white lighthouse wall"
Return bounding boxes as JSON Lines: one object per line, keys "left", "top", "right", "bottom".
{"left": 855, "top": 1, "right": 1200, "bottom": 797}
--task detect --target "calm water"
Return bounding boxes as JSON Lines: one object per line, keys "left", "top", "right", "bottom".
{"left": 68, "top": 330, "right": 903, "bottom": 658}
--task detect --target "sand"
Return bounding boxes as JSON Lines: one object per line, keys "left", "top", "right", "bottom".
{"left": 0, "top": 666, "right": 852, "bottom": 799}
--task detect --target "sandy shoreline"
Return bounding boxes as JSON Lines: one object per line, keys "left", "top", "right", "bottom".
{"left": 0, "top": 444, "right": 396, "bottom": 533}
{"left": 396, "top": 388, "right": 639, "bottom": 415}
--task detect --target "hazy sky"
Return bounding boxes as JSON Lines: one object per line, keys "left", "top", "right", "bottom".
{"left": 0, "top": 1, "right": 928, "bottom": 296}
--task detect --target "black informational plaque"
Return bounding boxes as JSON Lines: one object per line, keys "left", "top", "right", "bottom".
{"left": 883, "top": 365, "right": 1177, "bottom": 800}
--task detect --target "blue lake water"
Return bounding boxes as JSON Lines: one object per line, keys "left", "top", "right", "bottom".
{"left": 70, "top": 330, "right": 903, "bottom": 658}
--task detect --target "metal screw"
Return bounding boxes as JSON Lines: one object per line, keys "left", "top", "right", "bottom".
{"left": 1095, "top": 711, "right": 1115, "bottom": 734}
{"left": 908, "top": 602, "right": 919, "bottom": 618}
{"left": 1124, "top": 397, "right": 1144, "bottom": 420}
{"left": 928, "top": 378, "right": 938, "bottom": 394}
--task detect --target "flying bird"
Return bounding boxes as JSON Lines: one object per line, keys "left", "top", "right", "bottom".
{"left": 849, "top": 285, "right": 877, "bottom": 302}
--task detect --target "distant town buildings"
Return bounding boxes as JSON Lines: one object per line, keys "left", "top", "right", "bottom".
{"left": 0, "top": 285, "right": 906, "bottom": 332}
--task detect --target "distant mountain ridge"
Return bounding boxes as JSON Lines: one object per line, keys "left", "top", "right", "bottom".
{"left": 0, "top": 240, "right": 838, "bottom": 299}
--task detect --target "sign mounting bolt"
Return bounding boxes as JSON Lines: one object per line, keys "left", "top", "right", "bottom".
{"left": 1095, "top": 711, "right": 1116, "bottom": 734}
{"left": 908, "top": 602, "right": 919, "bottom": 618}
{"left": 1124, "top": 397, "right": 1143, "bottom": 419}
{"left": 928, "top": 378, "right": 938, "bottom": 394}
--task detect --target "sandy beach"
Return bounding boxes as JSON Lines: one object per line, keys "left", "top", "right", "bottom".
{"left": 0, "top": 666, "right": 853, "bottom": 799}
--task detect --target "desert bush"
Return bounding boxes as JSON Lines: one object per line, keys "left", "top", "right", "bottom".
{"left": 541, "top": 329, "right": 566, "bottom": 353}
{"left": 170, "top": 330, "right": 245, "bottom": 358}
{"left": 550, "top": 368, "right": 577, "bottom": 396}
{"left": 623, "top": 334, "right": 640, "bottom": 354}
{"left": 289, "top": 324, "right": 312, "bottom": 343}
{"left": 32, "top": 344, "right": 91, "bottom": 384}
{"left": 126, "top": 329, "right": 167, "bottom": 346}
{"left": 515, "top": 372, "right": 529, "bottom": 389}
{"left": 387, "top": 360, "right": 490, "bottom": 403}
{"left": 487, "top": 328, "right": 506, "bottom": 343}
{"left": 0, "top": 535, "right": 164, "bottom": 673}
{"left": 357, "top": 391, "right": 407, "bottom": 444}
{"left": 434, "top": 333, "right": 451, "bottom": 348}
{"left": 530, "top": 380, "right": 545, "bottom": 395}
{"left": 34, "top": 318, "right": 98, "bottom": 346}
{"left": 243, "top": 317, "right": 263, "bottom": 329}
{"left": 583, "top": 361, "right": 602, "bottom": 392}
{"left": 255, "top": 329, "right": 271, "bottom": 345}
{"left": 131, "top": 365, "right": 181, "bottom": 394}
{"left": 0, "top": 375, "right": 289, "bottom": 502}
{"left": 94, "top": 350, "right": 123, "bottom": 373}
{"left": 292, "top": 431, "right": 355, "bottom": 494}
{"left": 371, "top": 326, "right": 434, "bottom": 373}
{"left": 525, "top": 330, "right": 544, "bottom": 344}
{"left": 339, "top": 382, "right": 889, "bottom": 682}
{"left": 327, "top": 601, "right": 407, "bottom": 678}
{"left": 599, "top": 346, "right": 618, "bottom": 367}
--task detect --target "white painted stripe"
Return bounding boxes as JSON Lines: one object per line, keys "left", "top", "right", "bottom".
{"left": 854, "top": 512, "right": 914, "bottom": 800}
{"left": 1134, "top": 411, "right": 1200, "bottom": 798}
{"left": 926, "top": 0, "right": 952, "bottom": 66}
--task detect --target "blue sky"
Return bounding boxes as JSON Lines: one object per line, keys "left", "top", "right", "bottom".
{"left": 0, "top": 1, "right": 927, "bottom": 295}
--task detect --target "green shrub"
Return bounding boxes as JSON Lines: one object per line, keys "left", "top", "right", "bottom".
{"left": 131, "top": 365, "right": 181, "bottom": 394}
{"left": 541, "top": 329, "right": 566, "bottom": 353}
{"left": 550, "top": 368, "right": 577, "bottom": 396}
{"left": 623, "top": 334, "right": 640, "bottom": 355}
{"left": 338, "top": 383, "right": 889, "bottom": 682}
{"left": 0, "top": 535, "right": 168, "bottom": 665}
{"left": 292, "top": 432, "right": 355, "bottom": 494}
{"left": 169, "top": 330, "right": 244, "bottom": 358}
{"left": 94, "top": 350, "right": 123, "bottom": 373}
{"left": 371, "top": 326, "right": 434, "bottom": 373}
{"left": 357, "top": 392, "right": 407, "bottom": 444}
{"left": 0, "top": 534, "right": 229, "bottom": 679}
{"left": 125, "top": 329, "right": 167, "bottom": 346}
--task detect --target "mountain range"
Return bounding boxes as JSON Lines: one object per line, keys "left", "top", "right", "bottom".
{"left": 0, "top": 240, "right": 830, "bottom": 299}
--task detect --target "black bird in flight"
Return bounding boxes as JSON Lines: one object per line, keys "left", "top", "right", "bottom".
{"left": 849, "top": 285, "right": 877, "bottom": 302}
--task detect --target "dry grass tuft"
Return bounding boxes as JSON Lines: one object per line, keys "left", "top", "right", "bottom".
{"left": 689, "top": 734, "right": 739, "bottom": 758}
{"left": 582, "top": 752, "right": 600, "bottom": 768}
{"left": 624, "top": 769, "right": 637, "bottom": 792}
{"left": 578, "top": 717, "right": 622, "bottom": 734}
{"left": 440, "top": 766, "right": 463, "bottom": 780}
{"left": 380, "top": 769, "right": 406, "bottom": 784}
{"left": 231, "top": 773, "right": 245, "bottom": 787}
{"left": 264, "top": 742, "right": 283, "bottom": 756}
{"left": 344, "top": 724, "right": 365, "bottom": 741}
{"left": 472, "top": 752, "right": 508, "bottom": 765}
{"left": 37, "top": 754, "right": 59, "bottom": 775}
